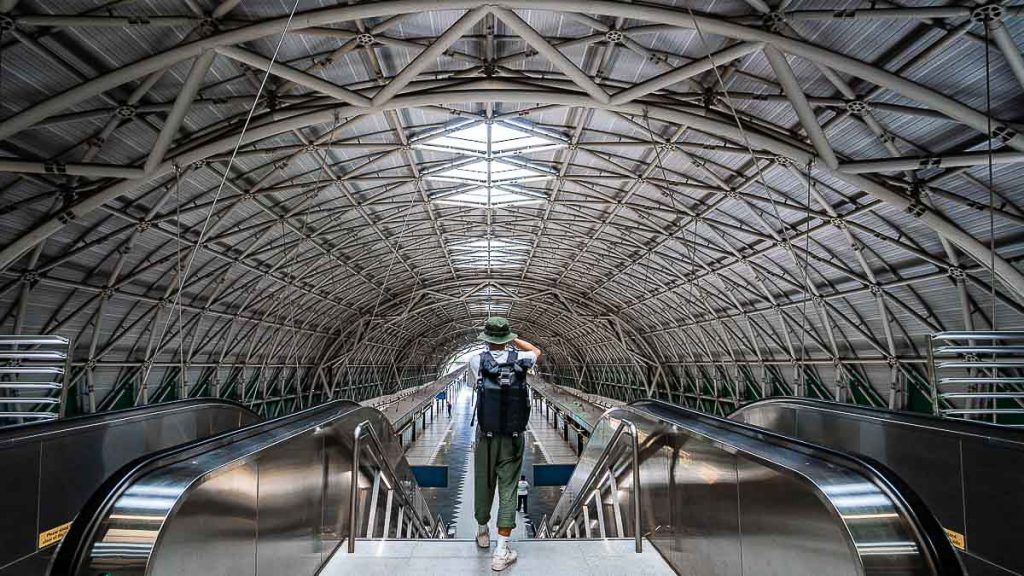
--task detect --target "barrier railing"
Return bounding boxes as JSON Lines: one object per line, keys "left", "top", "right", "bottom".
{"left": 928, "top": 331, "right": 1024, "bottom": 425}
{"left": 0, "top": 335, "right": 71, "bottom": 426}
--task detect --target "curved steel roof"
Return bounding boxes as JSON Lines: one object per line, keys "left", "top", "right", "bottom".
{"left": 0, "top": 0, "right": 1022, "bottom": 416}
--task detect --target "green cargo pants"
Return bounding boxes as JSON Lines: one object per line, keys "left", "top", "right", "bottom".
{"left": 474, "top": 433, "right": 525, "bottom": 529}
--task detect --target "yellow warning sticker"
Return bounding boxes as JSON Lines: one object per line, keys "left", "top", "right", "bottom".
{"left": 943, "top": 527, "right": 966, "bottom": 551}
{"left": 38, "top": 521, "right": 72, "bottom": 549}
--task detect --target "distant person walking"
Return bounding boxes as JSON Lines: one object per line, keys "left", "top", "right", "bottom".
{"left": 446, "top": 399, "right": 452, "bottom": 418}
{"left": 470, "top": 317, "right": 541, "bottom": 572}
{"left": 516, "top": 474, "right": 530, "bottom": 513}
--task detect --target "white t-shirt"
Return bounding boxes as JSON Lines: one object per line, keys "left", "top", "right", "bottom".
{"left": 468, "top": 350, "right": 538, "bottom": 385}
{"left": 517, "top": 480, "right": 529, "bottom": 496}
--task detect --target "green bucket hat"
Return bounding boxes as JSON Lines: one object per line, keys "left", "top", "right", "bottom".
{"left": 478, "top": 317, "right": 517, "bottom": 345}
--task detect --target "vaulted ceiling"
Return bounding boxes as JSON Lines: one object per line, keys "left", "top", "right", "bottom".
{"left": 0, "top": 0, "right": 1022, "bottom": 416}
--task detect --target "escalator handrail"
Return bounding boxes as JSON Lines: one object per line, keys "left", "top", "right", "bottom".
{"left": 49, "top": 399, "right": 359, "bottom": 575}
{"left": 731, "top": 396, "right": 1024, "bottom": 446}
{"left": 631, "top": 399, "right": 963, "bottom": 576}
{"left": 0, "top": 398, "right": 258, "bottom": 444}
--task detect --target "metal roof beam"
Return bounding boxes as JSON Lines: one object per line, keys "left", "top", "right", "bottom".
{"left": 216, "top": 45, "right": 371, "bottom": 107}
{"left": 491, "top": 6, "right": 611, "bottom": 104}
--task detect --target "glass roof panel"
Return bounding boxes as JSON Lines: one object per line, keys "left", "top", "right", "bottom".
{"left": 435, "top": 187, "right": 542, "bottom": 207}
{"left": 453, "top": 239, "right": 527, "bottom": 249}
{"left": 426, "top": 123, "right": 551, "bottom": 154}
{"left": 434, "top": 160, "right": 491, "bottom": 182}
{"left": 488, "top": 124, "right": 551, "bottom": 152}
{"left": 490, "top": 161, "right": 546, "bottom": 181}
{"left": 424, "top": 123, "right": 550, "bottom": 207}
{"left": 428, "top": 123, "right": 489, "bottom": 152}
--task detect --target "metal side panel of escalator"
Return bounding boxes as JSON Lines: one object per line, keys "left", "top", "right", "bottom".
{"left": 0, "top": 399, "right": 258, "bottom": 576}
{"left": 543, "top": 399, "right": 963, "bottom": 576}
{"left": 731, "top": 397, "right": 1024, "bottom": 576}
{"left": 48, "top": 400, "right": 440, "bottom": 576}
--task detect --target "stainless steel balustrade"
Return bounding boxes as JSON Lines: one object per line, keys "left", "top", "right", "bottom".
{"left": 49, "top": 400, "right": 435, "bottom": 576}
{"left": 432, "top": 514, "right": 449, "bottom": 538}
{"left": 732, "top": 397, "right": 1024, "bottom": 576}
{"left": 551, "top": 418, "right": 641, "bottom": 552}
{"left": 0, "top": 399, "right": 256, "bottom": 576}
{"left": 535, "top": 514, "right": 551, "bottom": 538}
{"left": 547, "top": 399, "right": 963, "bottom": 576}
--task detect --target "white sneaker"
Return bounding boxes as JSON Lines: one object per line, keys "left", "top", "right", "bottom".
{"left": 476, "top": 525, "right": 490, "bottom": 549}
{"left": 491, "top": 545, "right": 517, "bottom": 571}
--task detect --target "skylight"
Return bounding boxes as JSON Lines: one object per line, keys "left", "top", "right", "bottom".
{"left": 421, "top": 123, "right": 557, "bottom": 207}
{"left": 427, "top": 123, "right": 551, "bottom": 153}
{"left": 450, "top": 238, "right": 529, "bottom": 270}
{"left": 435, "top": 186, "right": 539, "bottom": 207}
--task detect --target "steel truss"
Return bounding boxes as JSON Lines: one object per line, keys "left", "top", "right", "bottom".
{"left": 0, "top": 0, "right": 1022, "bottom": 416}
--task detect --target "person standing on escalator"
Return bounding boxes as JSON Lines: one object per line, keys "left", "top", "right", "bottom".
{"left": 469, "top": 317, "right": 541, "bottom": 572}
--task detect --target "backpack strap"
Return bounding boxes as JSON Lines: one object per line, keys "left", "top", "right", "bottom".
{"left": 479, "top": 350, "right": 497, "bottom": 375}
{"left": 482, "top": 349, "right": 518, "bottom": 370}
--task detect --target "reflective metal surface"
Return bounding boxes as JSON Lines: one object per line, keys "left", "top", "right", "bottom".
{"left": 549, "top": 399, "right": 963, "bottom": 576}
{"left": 0, "top": 399, "right": 256, "bottom": 576}
{"left": 732, "top": 397, "right": 1024, "bottom": 576}
{"left": 50, "top": 400, "right": 434, "bottom": 576}
{"left": 551, "top": 417, "right": 641, "bottom": 552}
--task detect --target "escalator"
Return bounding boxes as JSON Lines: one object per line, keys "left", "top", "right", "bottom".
{"left": 49, "top": 400, "right": 439, "bottom": 575}
{"left": 51, "top": 397, "right": 961, "bottom": 575}
{"left": 731, "top": 398, "right": 1024, "bottom": 576}
{"left": 541, "top": 399, "right": 962, "bottom": 576}
{"left": 0, "top": 399, "right": 257, "bottom": 575}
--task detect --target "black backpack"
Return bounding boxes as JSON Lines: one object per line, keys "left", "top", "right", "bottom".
{"left": 476, "top": 350, "right": 531, "bottom": 436}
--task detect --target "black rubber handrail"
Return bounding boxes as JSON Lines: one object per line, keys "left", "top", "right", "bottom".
{"left": 49, "top": 399, "right": 357, "bottom": 575}
{"left": 0, "top": 398, "right": 257, "bottom": 444}
{"left": 731, "top": 396, "right": 1024, "bottom": 445}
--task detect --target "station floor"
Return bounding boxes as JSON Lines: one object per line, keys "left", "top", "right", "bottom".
{"left": 322, "top": 538, "right": 675, "bottom": 575}
{"left": 403, "top": 381, "right": 578, "bottom": 539}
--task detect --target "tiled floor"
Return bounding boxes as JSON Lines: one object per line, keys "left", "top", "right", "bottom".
{"left": 322, "top": 538, "right": 675, "bottom": 575}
